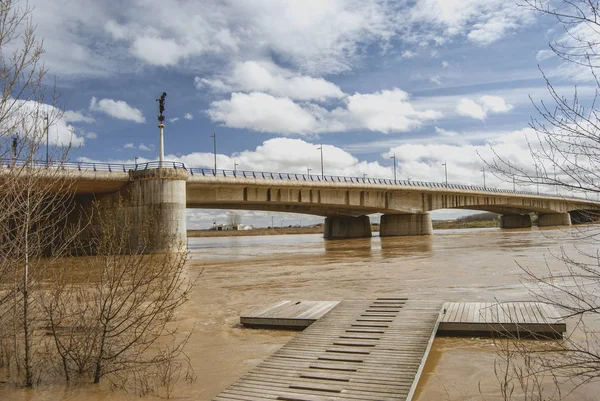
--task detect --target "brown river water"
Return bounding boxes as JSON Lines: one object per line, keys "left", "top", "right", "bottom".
{"left": 2, "top": 226, "right": 600, "bottom": 400}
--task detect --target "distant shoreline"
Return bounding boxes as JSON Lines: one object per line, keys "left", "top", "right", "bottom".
{"left": 187, "top": 220, "right": 499, "bottom": 237}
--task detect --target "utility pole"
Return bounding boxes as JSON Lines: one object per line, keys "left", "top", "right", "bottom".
{"left": 390, "top": 153, "right": 397, "bottom": 181}
{"left": 317, "top": 145, "right": 324, "bottom": 178}
{"left": 442, "top": 161, "right": 448, "bottom": 186}
{"left": 45, "top": 114, "right": 49, "bottom": 167}
{"left": 210, "top": 132, "right": 217, "bottom": 174}
{"left": 481, "top": 167, "right": 486, "bottom": 189}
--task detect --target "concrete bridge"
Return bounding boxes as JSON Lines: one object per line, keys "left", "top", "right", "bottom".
{"left": 6, "top": 161, "right": 600, "bottom": 252}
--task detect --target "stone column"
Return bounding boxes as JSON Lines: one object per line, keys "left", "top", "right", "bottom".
{"left": 323, "top": 215, "right": 371, "bottom": 240}
{"left": 129, "top": 168, "right": 189, "bottom": 252}
{"left": 379, "top": 213, "right": 433, "bottom": 237}
{"left": 500, "top": 214, "right": 532, "bottom": 229}
{"left": 537, "top": 212, "right": 571, "bottom": 227}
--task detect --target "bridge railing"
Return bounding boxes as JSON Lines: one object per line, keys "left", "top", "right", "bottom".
{"left": 0, "top": 159, "right": 588, "bottom": 200}
{"left": 0, "top": 159, "right": 186, "bottom": 172}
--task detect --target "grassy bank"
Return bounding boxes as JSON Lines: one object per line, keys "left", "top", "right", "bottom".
{"left": 432, "top": 220, "right": 499, "bottom": 229}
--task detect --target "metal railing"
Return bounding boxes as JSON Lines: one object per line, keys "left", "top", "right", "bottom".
{"left": 0, "top": 159, "right": 590, "bottom": 201}
{"left": 1, "top": 159, "right": 186, "bottom": 172}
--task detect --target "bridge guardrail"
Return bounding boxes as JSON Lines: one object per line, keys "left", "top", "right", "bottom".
{"left": 0, "top": 159, "right": 589, "bottom": 201}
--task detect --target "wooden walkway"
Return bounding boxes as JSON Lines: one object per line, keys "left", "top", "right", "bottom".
{"left": 438, "top": 302, "right": 566, "bottom": 337}
{"left": 241, "top": 301, "right": 340, "bottom": 328}
{"left": 217, "top": 298, "right": 442, "bottom": 401}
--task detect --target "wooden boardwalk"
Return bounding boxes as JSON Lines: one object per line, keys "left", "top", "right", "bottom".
{"left": 438, "top": 302, "right": 566, "bottom": 337}
{"left": 241, "top": 301, "right": 341, "bottom": 328}
{"left": 218, "top": 298, "right": 442, "bottom": 401}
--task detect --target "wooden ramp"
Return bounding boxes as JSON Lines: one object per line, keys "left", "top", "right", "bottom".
{"left": 217, "top": 298, "right": 442, "bottom": 401}
{"left": 241, "top": 301, "right": 341, "bottom": 328}
{"left": 438, "top": 302, "right": 566, "bottom": 337}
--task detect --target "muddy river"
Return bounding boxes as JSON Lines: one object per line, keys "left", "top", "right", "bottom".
{"left": 2, "top": 226, "right": 600, "bottom": 400}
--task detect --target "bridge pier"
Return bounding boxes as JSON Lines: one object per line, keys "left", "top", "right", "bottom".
{"left": 500, "top": 214, "right": 532, "bottom": 229}
{"left": 323, "top": 215, "right": 371, "bottom": 240}
{"left": 74, "top": 168, "right": 189, "bottom": 254}
{"left": 379, "top": 213, "right": 433, "bottom": 236}
{"left": 538, "top": 212, "right": 571, "bottom": 227}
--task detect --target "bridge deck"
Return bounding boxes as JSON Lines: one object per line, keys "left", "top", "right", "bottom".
{"left": 217, "top": 298, "right": 442, "bottom": 401}
{"left": 438, "top": 301, "right": 566, "bottom": 336}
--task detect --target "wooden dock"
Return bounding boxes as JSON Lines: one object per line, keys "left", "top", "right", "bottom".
{"left": 438, "top": 302, "right": 566, "bottom": 337}
{"left": 218, "top": 298, "right": 442, "bottom": 401}
{"left": 241, "top": 300, "right": 341, "bottom": 328}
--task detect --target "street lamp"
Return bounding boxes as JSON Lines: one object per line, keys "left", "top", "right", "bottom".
{"left": 45, "top": 114, "right": 49, "bottom": 167}
{"left": 481, "top": 167, "right": 486, "bottom": 189}
{"left": 234, "top": 161, "right": 238, "bottom": 172}
{"left": 317, "top": 145, "right": 324, "bottom": 178}
{"left": 442, "top": 161, "right": 448, "bottom": 186}
{"left": 307, "top": 167, "right": 311, "bottom": 176}
{"left": 210, "top": 132, "right": 217, "bottom": 174}
{"left": 390, "top": 153, "right": 397, "bottom": 181}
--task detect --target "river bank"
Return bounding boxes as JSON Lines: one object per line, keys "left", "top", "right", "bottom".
{"left": 188, "top": 219, "right": 499, "bottom": 237}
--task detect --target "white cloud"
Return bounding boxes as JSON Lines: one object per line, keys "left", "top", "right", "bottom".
{"left": 169, "top": 137, "right": 392, "bottom": 179}
{"left": 441, "top": 61, "right": 449, "bottom": 68}
{"left": 456, "top": 95, "right": 512, "bottom": 120}
{"left": 435, "top": 127, "right": 458, "bottom": 137}
{"left": 89, "top": 97, "right": 145, "bottom": 123}
{"left": 124, "top": 143, "right": 134, "bottom": 149}
{"left": 208, "top": 92, "right": 319, "bottom": 135}
{"left": 85, "top": 132, "right": 97, "bottom": 139}
{"left": 536, "top": 49, "right": 554, "bottom": 61}
{"left": 207, "top": 88, "right": 441, "bottom": 135}
{"left": 344, "top": 89, "right": 442, "bottom": 133}
{"left": 138, "top": 143, "right": 153, "bottom": 151}
{"left": 408, "top": 1, "right": 535, "bottom": 46}
{"left": 0, "top": 100, "right": 86, "bottom": 147}
{"left": 169, "top": 117, "right": 180, "bottom": 123}
{"left": 184, "top": 113, "right": 194, "bottom": 120}
{"left": 197, "top": 60, "right": 345, "bottom": 101}
{"left": 401, "top": 50, "right": 416, "bottom": 59}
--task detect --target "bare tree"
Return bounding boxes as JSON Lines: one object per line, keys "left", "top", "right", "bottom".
{"left": 0, "top": 0, "right": 78, "bottom": 388}
{"left": 486, "top": 1, "right": 600, "bottom": 396}
{"left": 227, "top": 211, "right": 241, "bottom": 229}
{"left": 43, "top": 199, "right": 197, "bottom": 395}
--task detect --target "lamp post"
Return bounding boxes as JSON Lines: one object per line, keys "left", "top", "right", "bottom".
{"left": 234, "top": 161, "right": 238, "bottom": 172}
{"left": 442, "top": 161, "right": 448, "bottom": 186}
{"left": 210, "top": 132, "right": 217, "bottom": 174}
{"left": 390, "top": 153, "right": 397, "bottom": 181}
{"left": 317, "top": 145, "right": 324, "bottom": 178}
{"left": 481, "top": 167, "right": 486, "bottom": 189}
{"left": 45, "top": 114, "right": 49, "bottom": 167}
{"left": 307, "top": 167, "right": 311, "bottom": 176}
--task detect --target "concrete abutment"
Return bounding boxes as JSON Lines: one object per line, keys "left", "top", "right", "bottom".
{"left": 379, "top": 213, "right": 433, "bottom": 236}
{"left": 323, "top": 215, "right": 371, "bottom": 240}
{"left": 500, "top": 214, "right": 532, "bottom": 229}
{"left": 73, "top": 168, "right": 189, "bottom": 254}
{"left": 538, "top": 212, "right": 571, "bottom": 227}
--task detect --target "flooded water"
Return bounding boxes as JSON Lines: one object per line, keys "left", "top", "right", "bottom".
{"left": 2, "top": 226, "right": 600, "bottom": 400}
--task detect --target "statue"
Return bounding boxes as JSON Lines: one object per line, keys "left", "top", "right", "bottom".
{"left": 157, "top": 92, "right": 166, "bottom": 123}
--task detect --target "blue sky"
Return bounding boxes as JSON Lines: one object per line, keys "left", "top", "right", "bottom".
{"left": 20, "top": 0, "right": 597, "bottom": 227}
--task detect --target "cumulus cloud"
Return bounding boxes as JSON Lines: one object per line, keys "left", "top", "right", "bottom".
{"left": 85, "top": 132, "right": 97, "bottom": 139}
{"left": 207, "top": 88, "right": 441, "bottom": 135}
{"left": 138, "top": 143, "right": 153, "bottom": 151}
{"left": 456, "top": 95, "right": 512, "bottom": 120}
{"left": 0, "top": 100, "right": 86, "bottom": 147}
{"left": 184, "top": 113, "right": 193, "bottom": 120}
{"left": 89, "top": 97, "right": 145, "bottom": 123}
{"left": 123, "top": 143, "right": 134, "bottom": 149}
{"left": 197, "top": 60, "right": 345, "bottom": 101}
{"left": 169, "top": 117, "right": 180, "bottom": 124}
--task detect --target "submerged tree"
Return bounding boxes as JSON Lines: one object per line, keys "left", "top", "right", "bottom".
{"left": 0, "top": 0, "right": 77, "bottom": 387}
{"left": 43, "top": 199, "right": 197, "bottom": 395}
